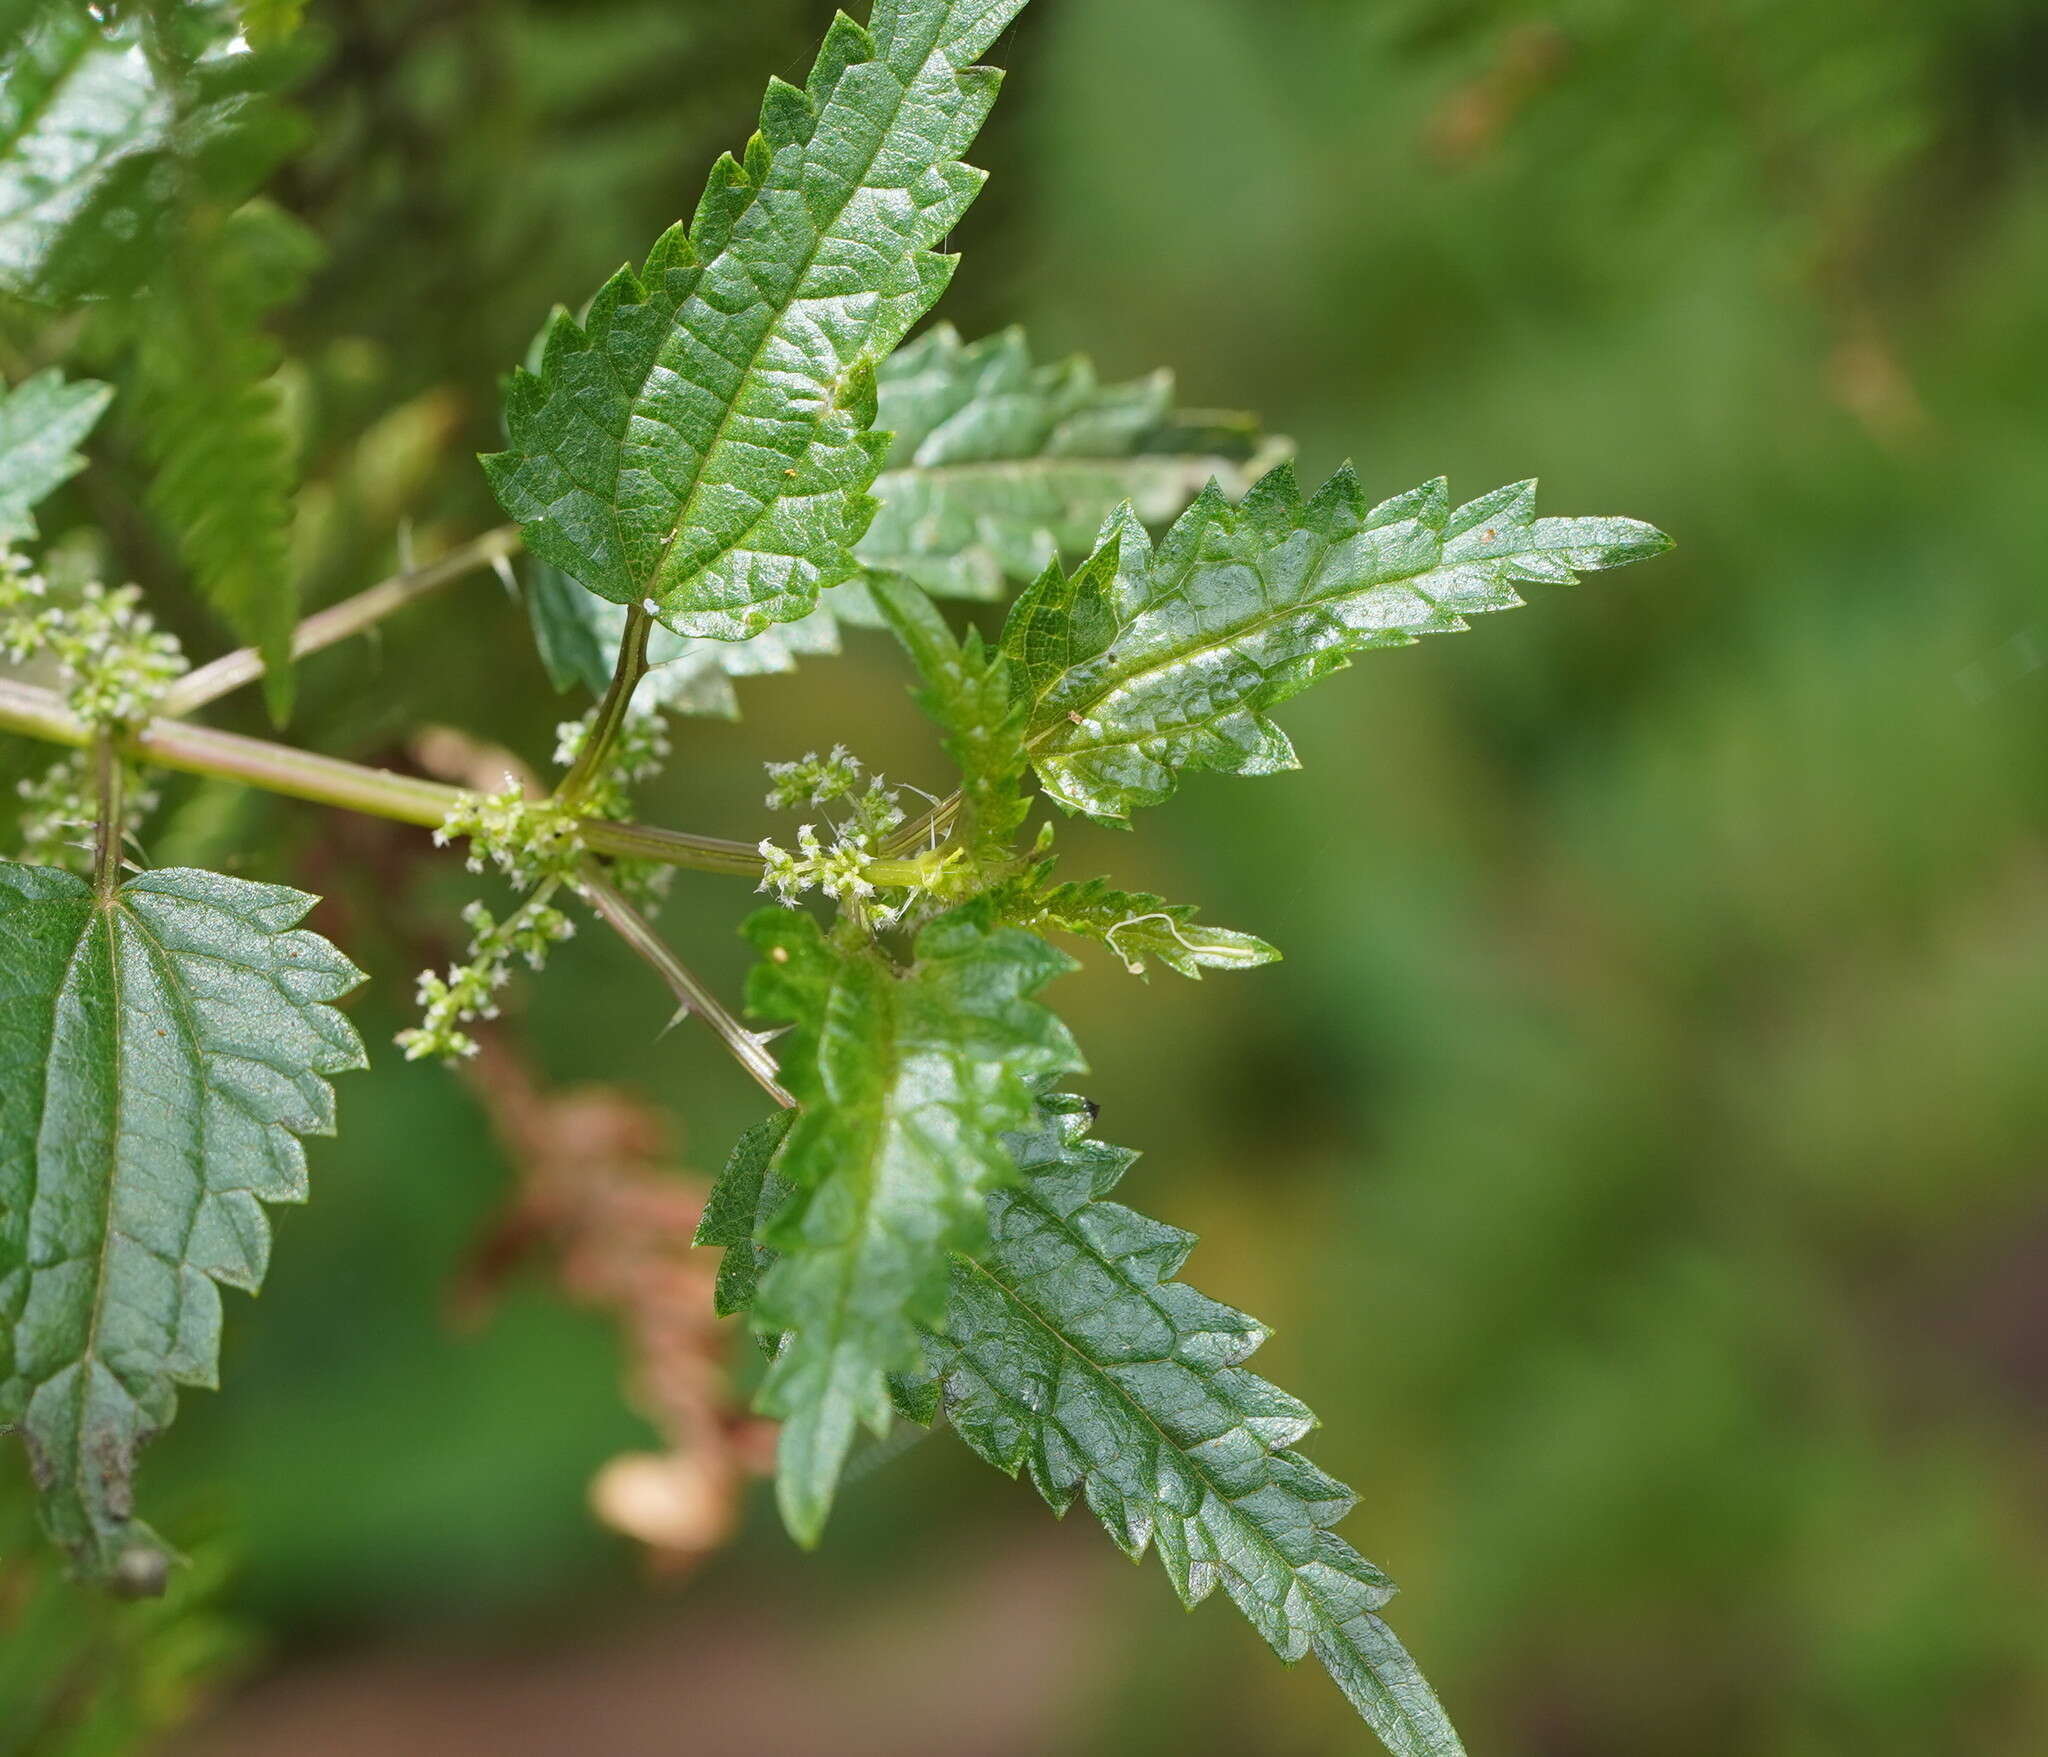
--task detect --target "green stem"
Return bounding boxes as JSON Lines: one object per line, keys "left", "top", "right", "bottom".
{"left": 557, "top": 605, "right": 654, "bottom": 807}
{"left": 91, "top": 735, "right": 122, "bottom": 898}
{"left": 0, "top": 676, "right": 931, "bottom": 886}
{"left": 581, "top": 869, "right": 796, "bottom": 1110}
{"left": 163, "top": 526, "right": 522, "bottom": 717}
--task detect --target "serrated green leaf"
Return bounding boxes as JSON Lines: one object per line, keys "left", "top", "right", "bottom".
{"left": 520, "top": 320, "right": 1279, "bottom": 716}
{"left": 1004, "top": 464, "right": 1673, "bottom": 823}
{"left": 484, "top": 0, "right": 1032, "bottom": 642}
{"left": 742, "top": 902, "right": 1079, "bottom": 1545}
{"left": 1027, "top": 875, "right": 1279, "bottom": 979}
{"left": 859, "top": 323, "right": 1285, "bottom": 602}
{"left": 694, "top": 1110, "right": 795, "bottom": 1319}
{"left": 0, "top": 368, "right": 111, "bottom": 547}
{"left": 929, "top": 1093, "right": 1465, "bottom": 1757}
{"left": 0, "top": 864, "right": 366, "bottom": 1585}
{"left": 868, "top": 570, "right": 1029, "bottom": 865}
{"left": 511, "top": 304, "right": 851, "bottom": 719}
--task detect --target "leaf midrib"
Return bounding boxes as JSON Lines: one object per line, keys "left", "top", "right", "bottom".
{"left": 62, "top": 902, "right": 222, "bottom": 1498}
{"left": 949, "top": 1183, "right": 1459, "bottom": 1751}
{"left": 1026, "top": 523, "right": 1458, "bottom": 750}
{"left": 637, "top": 39, "right": 941, "bottom": 605}
{"left": 782, "top": 963, "right": 907, "bottom": 1400}
{"left": 62, "top": 902, "right": 121, "bottom": 1513}
{"left": 946, "top": 1203, "right": 1348, "bottom": 1649}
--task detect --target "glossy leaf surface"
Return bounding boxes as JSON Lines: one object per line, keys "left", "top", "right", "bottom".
{"left": 1027, "top": 875, "right": 1278, "bottom": 979}
{"left": 484, "top": 0, "right": 1030, "bottom": 640}
{"left": 1004, "top": 465, "right": 1672, "bottom": 822}
{"left": 0, "top": 11, "right": 168, "bottom": 297}
{"left": 860, "top": 323, "right": 1282, "bottom": 601}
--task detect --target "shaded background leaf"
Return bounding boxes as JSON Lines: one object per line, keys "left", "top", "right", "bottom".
{"left": 0, "top": 369, "right": 109, "bottom": 547}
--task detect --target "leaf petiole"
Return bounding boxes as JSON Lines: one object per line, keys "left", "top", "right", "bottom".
{"left": 556, "top": 604, "right": 654, "bottom": 807}
{"left": 90, "top": 734, "right": 122, "bottom": 898}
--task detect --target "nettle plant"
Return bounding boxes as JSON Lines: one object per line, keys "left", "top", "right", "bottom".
{"left": 0, "top": 3, "right": 1670, "bottom": 1750}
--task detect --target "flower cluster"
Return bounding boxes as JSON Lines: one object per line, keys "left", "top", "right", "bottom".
{"left": 0, "top": 555, "right": 186, "bottom": 731}
{"left": 14, "top": 750, "right": 162, "bottom": 874}
{"left": 434, "top": 778, "right": 586, "bottom": 890}
{"left": 4, "top": 554, "right": 183, "bottom": 870}
{"left": 403, "top": 703, "right": 675, "bottom": 1062}
{"left": 756, "top": 747, "right": 957, "bottom": 924}
{"left": 396, "top": 897, "right": 577, "bottom": 1062}
{"left": 554, "top": 706, "right": 672, "bottom": 820}
{"left": 764, "top": 745, "right": 864, "bottom": 812}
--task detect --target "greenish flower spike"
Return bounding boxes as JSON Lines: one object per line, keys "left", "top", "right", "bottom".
{"left": 1005, "top": 465, "right": 1673, "bottom": 824}
{"left": 741, "top": 902, "right": 1080, "bottom": 1545}
{"left": 927, "top": 1093, "right": 1466, "bottom": 1756}
{"left": 0, "top": 866, "right": 366, "bottom": 1587}
{"left": 484, "top": 0, "right": 1033, "bottom": 641}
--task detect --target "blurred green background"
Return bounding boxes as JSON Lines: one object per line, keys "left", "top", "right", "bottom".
{"left": 7, "top": 0, "right": 2048, "bottom": 1751}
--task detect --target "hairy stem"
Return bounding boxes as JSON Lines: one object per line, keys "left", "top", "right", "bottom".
{"left": 162, "top": 526, "right": 524, "bottom": 716}
{"left": 91, "top": 734, "right": 123, "bottom": 898}
{"left": 885, "top": 789, "right": 963, "bottom": 857}
{"left": 0, "top": 676, "right": 931, "bottom": 886}
{"left": 581, "top": 869, "right": 795, "bottom": 1110}
{"left": 557, "top": 605, "right": 653, "bottom": 807}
